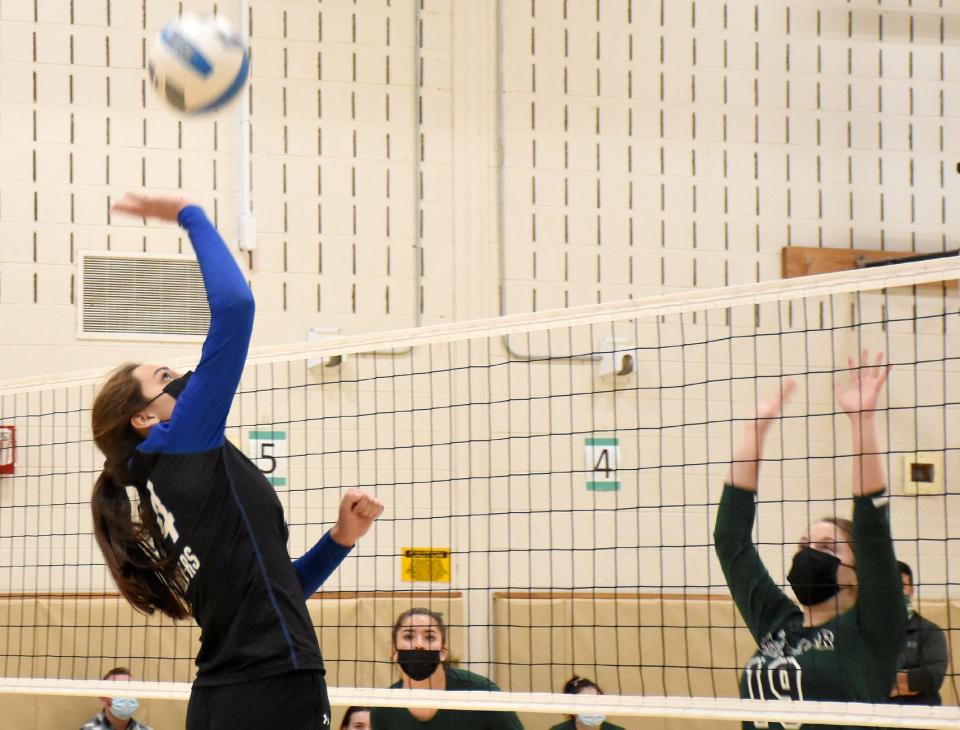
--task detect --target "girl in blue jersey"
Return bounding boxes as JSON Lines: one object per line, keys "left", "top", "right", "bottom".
{"left": 90, "top": 193, "right": 383, "bottom": 730}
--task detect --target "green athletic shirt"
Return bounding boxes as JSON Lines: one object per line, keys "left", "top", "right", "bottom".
{"left": 370, "top": 667, "right": 524, "bottom": 730}
{"left": 714, "top": 484, "right": 906, "bottom": 730}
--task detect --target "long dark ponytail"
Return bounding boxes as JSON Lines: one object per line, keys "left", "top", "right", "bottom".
{"left": 91, "top": 363, "right": 190, "bottom": 620}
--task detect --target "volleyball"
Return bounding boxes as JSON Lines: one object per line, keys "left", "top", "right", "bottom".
{"left": 147, "top": 14, "right": 249, "bottom": 114}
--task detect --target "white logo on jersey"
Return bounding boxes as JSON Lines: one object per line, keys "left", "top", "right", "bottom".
{"left": 145, "top": 481, "right": 201, "bottom": 582}
{"left": 146, "top": 481, "right": 179, "bottom": 543}
{"left": 745, "top": 655, "right": 803, "bottom": 729}
{"left": 179, "top": 545, "right": 201, "bottom": 579}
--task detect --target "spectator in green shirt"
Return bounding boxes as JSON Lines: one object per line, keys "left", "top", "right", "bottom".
{"left": 714, "top": 352, "right": 905, "bottom": 730}
{"left": 547, "top": 676, "right": 625, "bottom": 730}
{"left": 370, "top": 608, "right": 523, "bottom": 730}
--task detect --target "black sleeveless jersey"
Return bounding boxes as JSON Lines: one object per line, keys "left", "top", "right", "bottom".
{"left": 138, "top": 442, "right": 325, "bottom": 686}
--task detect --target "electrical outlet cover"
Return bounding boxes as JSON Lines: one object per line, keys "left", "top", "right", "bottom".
{"left": 902, "top": 452, "right": 944, "bottom": 495}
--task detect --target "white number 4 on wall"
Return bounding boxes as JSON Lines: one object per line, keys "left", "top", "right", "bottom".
{"left": 584, "top": 437, "right": 620, "bottom": 491}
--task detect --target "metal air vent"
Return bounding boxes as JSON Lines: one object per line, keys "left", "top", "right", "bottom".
{"left": 79, "top": 252, "right": 210, "bottom": 341}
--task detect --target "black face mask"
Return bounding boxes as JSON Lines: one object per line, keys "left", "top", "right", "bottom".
{"left": 397, "top": 649, "right": 442, "bottom": 681}
{"left": 162, "top": 370, "right": 193, "bottom": 400}
{"left": 787, "top": 546, "right": 842, "bottom": 606}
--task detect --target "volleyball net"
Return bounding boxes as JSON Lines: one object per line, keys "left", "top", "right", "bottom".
{"left": 0, "top": 257, "right": 959, "bottom": 728}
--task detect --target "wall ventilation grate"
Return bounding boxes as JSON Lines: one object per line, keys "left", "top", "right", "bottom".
{"left": 79, "top": 253, "right": 209, "bottom": 340}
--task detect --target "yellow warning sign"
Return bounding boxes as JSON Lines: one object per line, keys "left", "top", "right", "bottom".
{"left": 401, "top": 548, "right": 451, "bottom": 583}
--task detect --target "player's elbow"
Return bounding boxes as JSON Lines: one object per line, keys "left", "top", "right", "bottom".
{"left": 713, "top": 530, "right": 744, "bottom": 564}
{"left": 223, "top": 289, "right": 255, "bottom": 325}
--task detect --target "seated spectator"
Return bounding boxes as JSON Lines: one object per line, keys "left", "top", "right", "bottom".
{"left": 342, "top": 706, "right": 371, "bottom": 730}
{"left": 370, "top": 607, "right": 523, "bottom": 729}
{"left": 548, "top": 676, "right": 624, "bottom": 730}
{"left": 79, "top": 666, "right": 152, "bottom": 730}
{"left": 890, "top": 560, "right": 949, "bottom": 705}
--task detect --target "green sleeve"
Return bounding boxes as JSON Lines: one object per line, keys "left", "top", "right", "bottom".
{"left": 852, "top": 493, "right": 907, "bottom": 675}
{"left": 713, "top": 484, "right": 802, "bottom": 642}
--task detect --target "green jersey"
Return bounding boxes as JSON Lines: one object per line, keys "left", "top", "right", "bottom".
{"left": 714, "top": 485, "right": 905, "bottom": 730}
{"left": 371, "top": 667, "right": 524, "bottom": 730}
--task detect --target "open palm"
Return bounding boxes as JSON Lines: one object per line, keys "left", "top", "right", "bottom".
{"left": 111, "top": 192, "right": 189, "bottom": 222}
{"left": 756, "top": 378, "right": 798, "bottom": 422}
{"left": 834, "top": 350, "right": 890, "bottom": 415}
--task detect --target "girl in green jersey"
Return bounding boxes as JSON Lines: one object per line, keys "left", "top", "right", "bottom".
{"left": 714, "top": 351, "right": 906, "bottom": 730}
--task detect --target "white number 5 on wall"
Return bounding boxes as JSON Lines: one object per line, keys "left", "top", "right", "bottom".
{"left": 248, "top": 430, "right": 288, "bottom": 487}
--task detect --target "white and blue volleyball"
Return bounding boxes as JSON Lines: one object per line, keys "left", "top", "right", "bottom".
{"left": 148, "top": 14, "right": 249, "bottom": 114}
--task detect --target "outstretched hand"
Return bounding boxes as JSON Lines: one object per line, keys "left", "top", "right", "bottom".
{"left": 330, "top": 488, "right": 384, "bottom": 548}
{"left": 834, "top": 350, "right": 890, "bottom": 416}
{"left": 111, "top": 192, "right": 191, "bottom": 222}
{"left": 728, "top": 379, "right": 798, "bottom": 492}
{"left": 754, "top": 378, "right": 798, "bottom": 426}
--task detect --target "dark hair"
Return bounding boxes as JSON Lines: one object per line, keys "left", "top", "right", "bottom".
{"left": 391, "top": 607, "right": 446, "bottom": 647}
{"left": 563, "top": 676, "right": 603, "bottom": 720}
{"left": 91, "top": 363, "right": 190, "bottom": 620}
{"left": 898, "top": 560, "right": 913, "bottom": 587}
{"left": 340, "top": 706, "right": 370, "bottom": 730}
{"left": 102, "top": 666, "right": 132, "bottom": 681}
{"left": 563, "top": 676, "right": 603, "bottom": 695}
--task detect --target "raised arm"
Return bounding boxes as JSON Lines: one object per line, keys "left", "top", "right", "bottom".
{"left": 834, "top": 350, "right": 891, "bottom": 497}
{"left": 837, "top": 352, "right": 905, "bottom": 671}
{"left": 727, "top": 379, "right": 798, "bottom": 492}
{"left": 715, "top": 381, "right": 802, "bottom": 641}
{"left": 114, "top": 193, "right": 255, "bottom": 454}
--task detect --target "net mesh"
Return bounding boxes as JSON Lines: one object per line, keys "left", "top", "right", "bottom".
{"left": 0, "top": 259, "right": 958, "bottom": 728}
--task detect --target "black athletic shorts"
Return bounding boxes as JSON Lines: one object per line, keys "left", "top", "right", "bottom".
{"left": 186, "top": 670, "right": 330, "bottom": 730}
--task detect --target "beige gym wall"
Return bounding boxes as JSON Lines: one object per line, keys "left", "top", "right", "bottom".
{"left": 1, "top": 1, "right": 956, "bottom": 379}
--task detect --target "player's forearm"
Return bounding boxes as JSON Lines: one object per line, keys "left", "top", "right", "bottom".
{"left": 728, "top": 422, "right": 772, "bottom": 492}
{"left": 179, "top": 205, "right": 254, "bottom": 320}
{"left": 850, "top": 413, "right": 885, "bottom": 497}
{"left": 294, "top": 530, "right": 353, "bottom": 598}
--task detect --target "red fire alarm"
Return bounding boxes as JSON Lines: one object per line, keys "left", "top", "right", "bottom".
{"left": 0, "top": 426, "right": 14, "bottom": 475}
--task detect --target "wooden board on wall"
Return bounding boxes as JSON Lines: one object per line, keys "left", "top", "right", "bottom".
{"left": 782, "top": 246, "right": 957, "bottom": 290}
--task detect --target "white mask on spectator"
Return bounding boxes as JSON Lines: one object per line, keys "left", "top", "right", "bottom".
{"left": 577, "top": 714, "right": 605, "bottom": 727}
{"left": 110, "top": 697, "right": 139, "bottom": 720}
